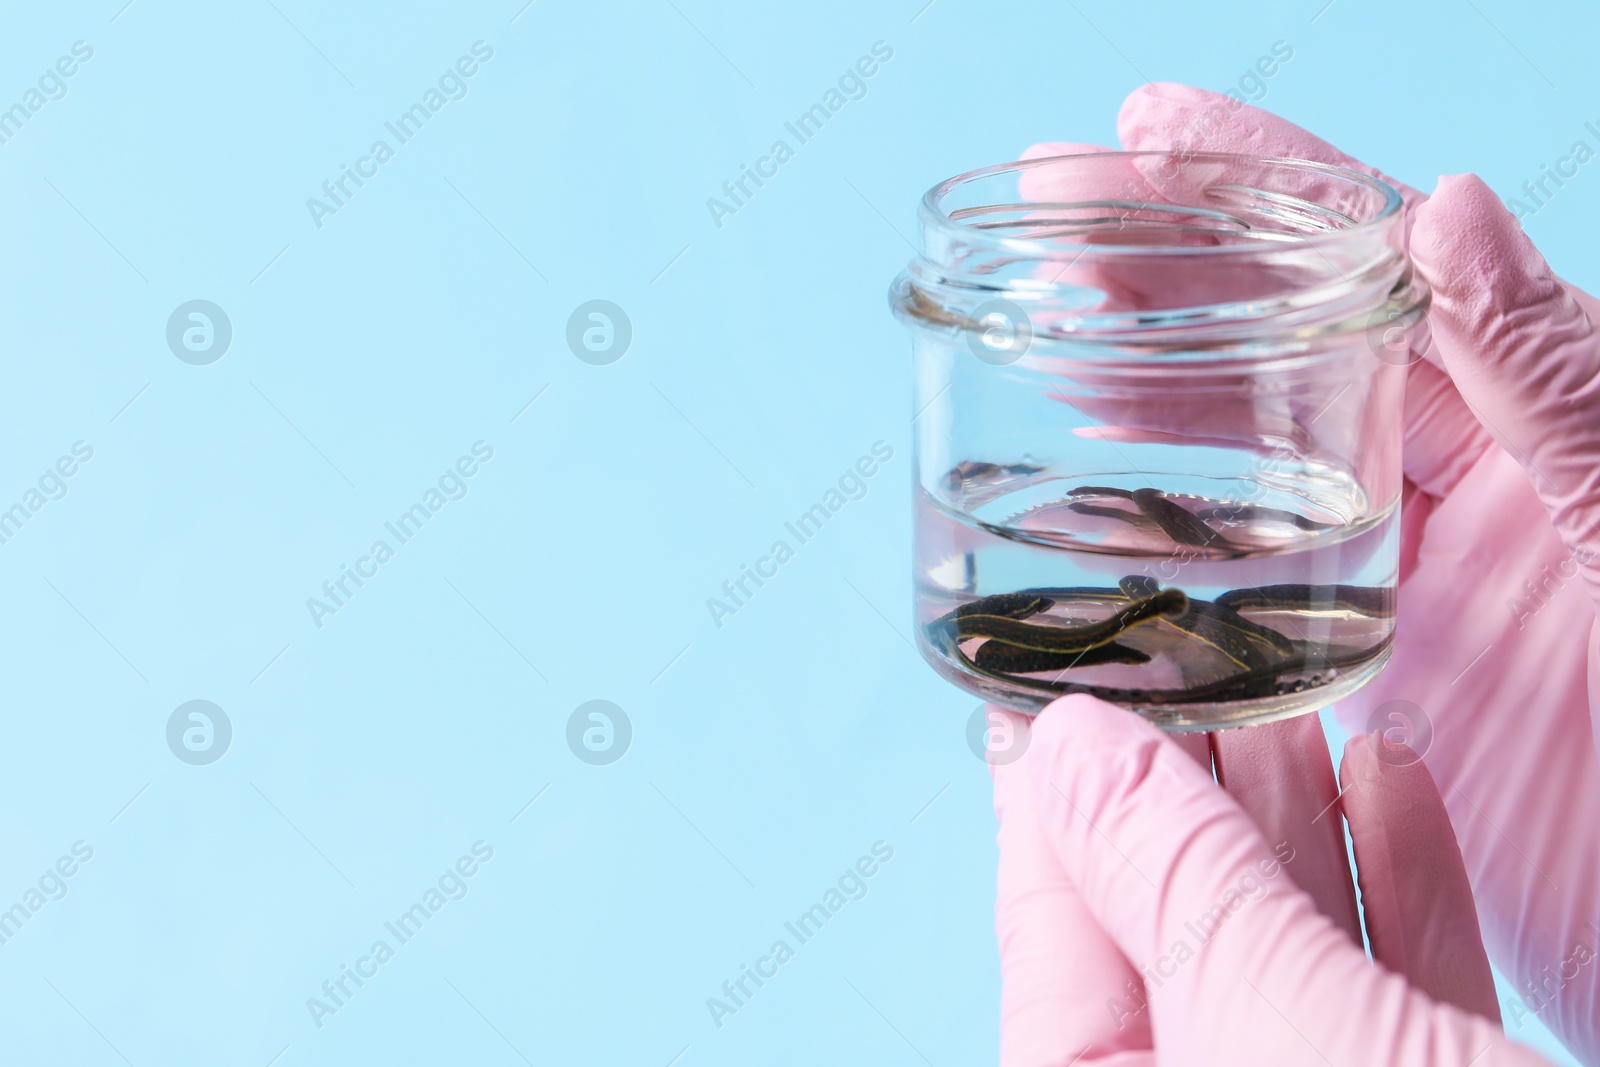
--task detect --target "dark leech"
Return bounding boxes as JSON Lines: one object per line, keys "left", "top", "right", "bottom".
{"left": 1117, "top": 575, "right": 1278, "bottom": 671}
{"left": 958, "top": 632, "right": 1395, "bottom": 706}
{"left": 927, "top": 583, "right": 1390, "bottom": 704}
{"left": 1065, "top": 485, "right": 1136, "bottom": 500}
{"left": 954, "top": 589, "right": 1188, "bottom": 653}
{"left": 974, "top": 640, "right": 1151, "bottom": 672}
{"left": 1015, "top": 585, "right": 1129, "bottom": 602}
{"left": 945, "top": 460, "right": 1047, "bottom": 492}
{"left": 950, "top": 591, "right": 1055, "bottom": 620}
{"left": 1215, "top": 584, "right": 1394, "bottom": 617}
{"left": 1068, "top": 502, "right": 1168, "bottom": 541}
{"left": 927, "top": 485, "right": 1390, "bottom": 703}
{"left": 1198, "top": 503, "right": 1337, "bottom": 532}
{"left": 1189, "top": 601, "right": 1297, "bottom": 658}
{"left": 1117, "top": 574, "right": 1161, "bottom": 599}
{"left": 1068, "top": 502, "right": 1146, "bottom": 521}
{"left": 1132, "top": 488, "right": 1234, "bottom": 549}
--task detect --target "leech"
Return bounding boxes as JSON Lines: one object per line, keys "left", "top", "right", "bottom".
{"left": 952, "top": 588, "right": 1188, "bottom": 653}
{"left": 926, "top": 483, "right": 1391, "bottom": 702}
{"left": 1118, "top": 575, "right": 1292, "bottom": 669}
{"left": 1068, "top": 502, "right": 1141, "bottom": 520}
{"left": 1198, "top": 503, "right": 1337, "bottom": 532}
{"left": 1015, "top": 585, "right": 1128, "bottom": 601}
{"left": 1067, "top": 502, "right": 1168, "bottom": 537}
{"left": 958, "top": 632, "right": 1395, "bottom": 706}
{"left": 1132, "top": 488, "right": 1233, "bottom": 550}
{"left": 1120, "top": 577, "right": 1269, "bottom": 671}
{"left": 929, "top": 588, "right": 1179, "bottom": 690}
{"left": 974, "top": 640, "right": 1150, "bottom": 672}
{"left": 1215, "top": 584, "right": 1394, "bottom": 617}
{"left": 952, "top": 592, "right": 1054, "bottom": 620}
{"left": 1065, "top": 485, "right": 1135, "bottom": 500}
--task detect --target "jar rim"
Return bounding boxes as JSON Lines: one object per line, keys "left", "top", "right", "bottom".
{"left": 919, "top": 151, "right": 1406, "bottom": 260}
{"left": 894, "top": 150, "right": 1424, "bottom": 360}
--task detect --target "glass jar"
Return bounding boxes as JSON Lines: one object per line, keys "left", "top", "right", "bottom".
{"left": 890, "top": 151, "right": 1425, "bottom": 730}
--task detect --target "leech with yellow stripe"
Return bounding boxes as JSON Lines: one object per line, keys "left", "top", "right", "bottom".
{"left": 928, "top": 577, "right": 1393, "bottom": 706}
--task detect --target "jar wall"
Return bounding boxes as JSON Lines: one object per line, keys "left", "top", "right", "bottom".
{"left": 894, "top": 152, "right": 1421, "bottom": 728}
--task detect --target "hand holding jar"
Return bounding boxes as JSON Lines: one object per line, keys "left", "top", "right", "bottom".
{"left": 979, "top": 83, "right": 1600, "bottom": 1066}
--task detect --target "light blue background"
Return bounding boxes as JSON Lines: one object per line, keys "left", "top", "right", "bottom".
{"left": 0, "top": 0, "right": 1589, "bottom": 1063}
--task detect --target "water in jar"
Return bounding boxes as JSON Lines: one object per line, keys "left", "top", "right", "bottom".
{"left": 915, "top": 460, "right": 1397, "bottom": 729}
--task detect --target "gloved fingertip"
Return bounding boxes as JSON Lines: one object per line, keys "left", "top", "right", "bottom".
{"left": 1115, "top": 82, "right": 1231, "bottom": 148}
{"left": 1029, "top": 692, "right": 1159, "bottom": 758}
{"left": 1339, "top": 729, "right": 1419, "bottom": 789}
{"left": 1027, "top": 695, "right": 1200, "bottom": 823}
{"left": 1410, "top": 173, "right": 1559, "bottom": 316}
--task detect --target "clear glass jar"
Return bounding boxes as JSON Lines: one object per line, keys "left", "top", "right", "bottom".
{"left": 890, "top": 152, "right": 1426, "bottom": 730}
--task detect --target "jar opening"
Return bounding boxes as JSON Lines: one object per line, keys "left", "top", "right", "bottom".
{"left": 892, "top": 152, "right": 1425, "bottom": 360}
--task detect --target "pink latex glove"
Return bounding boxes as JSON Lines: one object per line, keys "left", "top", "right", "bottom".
{"left": 993, "top": 698, "right": 1549, "bottom": 1065}
{"left": 1100, "top": 84, "right": 1600, "bottom": 1062}
{"left": 1004, "top": 83, "right": 1600, "bottom": 1062}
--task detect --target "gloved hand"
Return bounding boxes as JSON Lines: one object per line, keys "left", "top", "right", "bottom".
{"left": 1095, "top": 83, "right": 1600, "bottom": 1062}
{"left": 993, "top": 698, "right": 1549, "bottom": 1065}
{"left": 1004, "top": 82, "right": 1600, "bottom": 1062}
